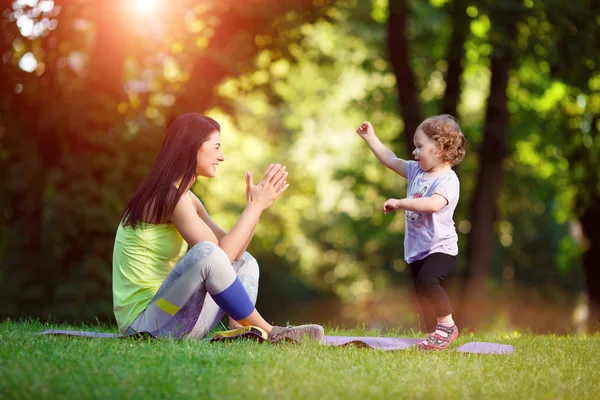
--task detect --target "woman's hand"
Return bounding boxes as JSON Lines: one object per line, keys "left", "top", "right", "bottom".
{"left": 382, "top": 198, "right": 402, "bottom": 214}
{"left": 246, "top": 171, "right": 252, "bottom": 203}
{"left": 246, "top": 164, "right": 289, "bottom": 210}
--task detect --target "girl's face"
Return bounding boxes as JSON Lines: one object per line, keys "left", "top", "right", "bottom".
{"left": 196, "top": 131, "right": 225, "bottom": 178}
{"left": 412, "top": 128, "right": 443, "bottom": 172}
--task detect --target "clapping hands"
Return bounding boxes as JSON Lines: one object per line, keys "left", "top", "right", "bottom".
{"left": 246, "top": 164, "right": 289, "bottom": 210}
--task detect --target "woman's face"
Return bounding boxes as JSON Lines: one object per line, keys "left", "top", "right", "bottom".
{"left": 196, "top": 131, "right": 225, "bottom": 178}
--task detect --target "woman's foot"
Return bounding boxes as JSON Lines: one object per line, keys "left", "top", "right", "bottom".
{"left": 417, "top": 323, "right": 458, "bottom": 351}
{"left": 210, "top": 326, "right": 268, "bottom": 342}
{"left": 228, "top": 317, "right": 243, "bottom": 330}
{"left": 268, "top": 324, "right": 324, "bottom": 343}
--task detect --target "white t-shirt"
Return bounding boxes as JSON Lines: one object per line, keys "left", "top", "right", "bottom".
{"left": 403, "top": 161, "right": 460, "bottom": 264}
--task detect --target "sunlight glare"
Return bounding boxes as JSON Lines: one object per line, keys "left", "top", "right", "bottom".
{"left": 134, "top": 0, "right": 159, "bottom": 14}
{"left": 19, "top": 52, "right": 38, "bottom": 73}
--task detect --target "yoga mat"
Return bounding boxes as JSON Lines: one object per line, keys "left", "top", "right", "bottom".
{"left": 453, "top": 341, "right": 513, "bottom": 355}
{"left": 321, "top": 335, "right": 513, "bottom": 354}
{"left": 40, "top": 330, "right": 513, "bottom": 354}
{"left": 321, "top": 335, "right": 423, "bottom": 350}
{"left": 42, "top": 329, "right": 118, "bottom": 339}
{"left": 41, "top": 330, "right": 154, "bottom": 339}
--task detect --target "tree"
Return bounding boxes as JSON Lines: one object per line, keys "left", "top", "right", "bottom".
{"left": 0, "top": 0, "right": 334, "bottom": 321}
{"left": 387, "top": 0, "right": 423, "bottom": 155}
{"left": 546, "top": 0, "right": 600, "bottom": 331}
{"left": 441, "top": 0, "right": 470, "bottom": 117}
{"left": 460, "top": 7, "right": 520, "bottom": 327}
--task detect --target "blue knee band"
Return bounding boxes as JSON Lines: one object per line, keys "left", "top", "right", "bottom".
{"left": 210, "top": 277, "right": 254, "bottom": 321}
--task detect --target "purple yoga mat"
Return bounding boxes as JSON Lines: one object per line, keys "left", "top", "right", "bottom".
{"left": 321, "top": 335, "right": 514, "bottom": 355}
{"left": 42, "top": 329, "right": 118, "bottom": 339}
{"left": 453, "top": 341, "right": 513, "bottom": 355}
{"left": 321, "top": 335, "right": 423, "bottom": 350}
{"left": 40, "top": 330, "right": 513, "bottom": 354}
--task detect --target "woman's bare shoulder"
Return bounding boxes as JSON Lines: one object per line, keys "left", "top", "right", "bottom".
{"left": 185, "top": 190, "right": 205, "bottom": 214}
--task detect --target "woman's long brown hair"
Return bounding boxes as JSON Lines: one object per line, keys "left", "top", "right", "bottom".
{"left": 122, "top": 113, "right": 220, "bottom": 229}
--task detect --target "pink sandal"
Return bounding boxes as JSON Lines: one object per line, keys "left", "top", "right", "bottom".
{"left": 416, "top": 324, "right": 458, "bottom": 351}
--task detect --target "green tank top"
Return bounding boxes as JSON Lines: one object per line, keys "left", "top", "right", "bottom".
{"left": 112, "top": 221, "right": 188, "bottom": 333}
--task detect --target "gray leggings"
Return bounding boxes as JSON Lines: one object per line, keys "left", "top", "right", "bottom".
{"left": 126, "top": 241, "right": 259, "bottom": 339}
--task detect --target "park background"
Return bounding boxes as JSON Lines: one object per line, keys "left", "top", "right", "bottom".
{"left": 1, "top": 0, "right": 599, "bottom": 335}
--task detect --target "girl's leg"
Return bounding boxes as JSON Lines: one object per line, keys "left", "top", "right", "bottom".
{"left": 128, "top": 242, "right": 272, "bottom": 339}
{"left": 414, "top": 253, "right": 457, "bottom": 322}
{"left": 187, "top": 251, "right": 260, "bottom": 339}
{"left": 419, "top": 299, "right": 437, "bottom": 336}
{"left": 410, "top": 259, "right": 438, "bottom": 335}
{"left": 414, "top": 253, "right": 458, "bottom": 349}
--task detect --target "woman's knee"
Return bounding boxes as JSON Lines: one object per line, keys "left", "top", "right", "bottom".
{"left": 236, "top": 251, "right": 257, "bottom": 267}
{"left": 236, "top": 252, "right": 260, "bottom": 278}
{"left": 188, "top": 241, "right": 220, "bottom": 259}
{"left": 186, "top": 242, "right": 231, "bottom": 274}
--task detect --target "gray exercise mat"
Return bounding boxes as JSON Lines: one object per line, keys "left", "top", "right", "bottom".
{"left": 453, "top": 341, "right": 514, "bottom": 355}
{"left": 41, "top": 330, "right": 513, "bottom": 354}
{"left": 322, "top": 335, "right": 513, "bottom": 354}
{"left": 321, "top": 335, "right": 423, "bottom": 350}
{"left": 42, "top": 329, "right": 119, "bottom": 339}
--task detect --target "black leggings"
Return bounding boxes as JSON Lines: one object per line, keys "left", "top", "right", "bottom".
{"left": 410, "top": 252, "right": 457, "bottom": 333}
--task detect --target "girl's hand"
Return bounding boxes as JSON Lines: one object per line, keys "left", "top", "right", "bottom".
{"left": 246, "top": 164, "right": 289, "bottom": 210}
{"left": 382, "top": 198, "right": 402, "bottom": 214}
{"left": 356, "top": 120, "right": 375, "bottom": 139}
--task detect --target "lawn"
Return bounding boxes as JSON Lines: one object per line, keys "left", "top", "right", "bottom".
{"left": 1, "top": 319, "right": 598, "bottom": 399}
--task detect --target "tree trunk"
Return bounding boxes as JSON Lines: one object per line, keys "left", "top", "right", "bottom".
{"left": 577, "top": 116, "right": 600, "bottom": 332}
{"left": 441, "top": 0, "right": 470, "bottom": 118}
{"left": 459, "top": 21, "right": 517, "bottom": 329}
{"left": 580, "top": 200, "right": 600, "bottom": 332}
{"left": 387, "top": 0, "right": 422, "bottom": 156}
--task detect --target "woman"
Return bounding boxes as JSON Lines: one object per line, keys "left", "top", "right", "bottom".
{"left": 112, "top": 113, "right": 323, "bottom": 342}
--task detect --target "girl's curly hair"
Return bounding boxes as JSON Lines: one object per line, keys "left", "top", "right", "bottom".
{"left": 418, "top": 114, "right": 466, "bottom": 166}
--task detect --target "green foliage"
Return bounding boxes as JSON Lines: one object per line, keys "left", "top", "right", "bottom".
{"left": 209, "top": 3, "right": 411, "bottom": 302}
{"left": 0, "top": 0, "right": 336, "bottom": 321}
{"left": 0, "top": 0, "right": 598, "bottom": 325}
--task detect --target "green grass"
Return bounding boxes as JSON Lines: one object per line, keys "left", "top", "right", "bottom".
{"left": 1, "top": 319, "right": 599, "bottom": 399}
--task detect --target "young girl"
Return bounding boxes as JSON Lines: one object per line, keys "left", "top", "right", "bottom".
{"left": 113, "top": 112, "right": 324, "bottom": 342}
{"left": 356, "top": 115, "right": 466, "bottom": 350}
